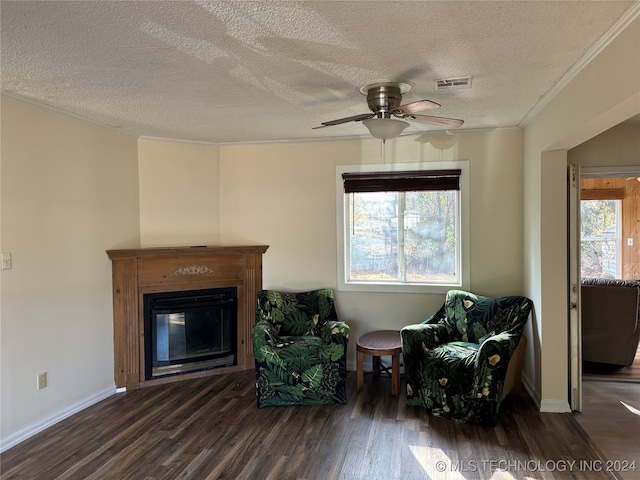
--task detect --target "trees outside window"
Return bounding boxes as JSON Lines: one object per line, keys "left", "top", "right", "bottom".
{"left": 348, "top": 190, "right": 458, "bottom": 284}
{"left": 580, "top": 199, "right": 621, "bottom": 279}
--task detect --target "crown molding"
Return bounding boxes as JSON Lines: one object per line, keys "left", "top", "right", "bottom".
{"left": 2, "top": 92, "right": 519, "bottom": 146}
{"left": 1, "top": 92, "right": 140, "bottom": 138}
{"left": 138, "top": 135, "right": 219, "bottom": 146}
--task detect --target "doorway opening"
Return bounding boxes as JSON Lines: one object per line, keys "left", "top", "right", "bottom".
{"left": 578, "top": 170, "right": 640, "bottom": 383}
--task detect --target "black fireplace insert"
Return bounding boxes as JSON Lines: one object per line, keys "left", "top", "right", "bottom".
{"left": 144, "top": 287, "right": 237, "bottom": 380}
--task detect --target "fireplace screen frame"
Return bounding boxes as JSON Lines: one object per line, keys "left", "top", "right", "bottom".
{"left": 143, "top": 286, "right": 238, "bottom": 380}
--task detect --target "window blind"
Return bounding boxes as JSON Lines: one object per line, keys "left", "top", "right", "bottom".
{"left": 342, "top": 169, "right": 461, "bottom": 193}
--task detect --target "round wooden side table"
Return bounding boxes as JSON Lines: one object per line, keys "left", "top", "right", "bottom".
{"left": 356, "top": 330, "right": 402, "bottom": 396}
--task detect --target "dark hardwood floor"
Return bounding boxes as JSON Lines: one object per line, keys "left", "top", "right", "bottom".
{"left": 1, "top": 370, "right": 616, "bottom": 480}
{"left": 577, "top": 380, "right": 640, "bottom": 480}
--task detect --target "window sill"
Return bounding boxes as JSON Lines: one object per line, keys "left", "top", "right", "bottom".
{"left": 338, "top": 281, "right": 466, "bottom": 295}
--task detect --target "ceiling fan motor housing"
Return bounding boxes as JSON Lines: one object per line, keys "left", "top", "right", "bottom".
{"left": 313, "top": 81, "right": 463, "bottom": 131}
{"left": 366, "top": 85, "right": 403, "bottom": 118}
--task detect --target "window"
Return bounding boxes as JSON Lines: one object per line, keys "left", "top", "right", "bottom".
{"left": 336, "top": 161, "right": 469, "bottom": 293}
{"left": 580, "top": 197, "right": 622, "bottom": 279}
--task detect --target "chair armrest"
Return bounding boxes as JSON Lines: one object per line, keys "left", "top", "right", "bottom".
{"left": 251, "top": 320, "right": 288, "bottom": 369}
{"left": 401, "top": 322, "right": 454, "bottom": 354}
{"left": 475, "top": 331, "right": 518, "bottom": 367}
{"left": 322, "top": 320, "right": 350, "bottom": 345}
{"left": 471, "top": 331, "right": 521, "bottom": 406}
{"left": 314, "top": 321, "right": 349, "bottom": 363}
{"left": 251, "top": 320, "right": 284, "bottom": 349}
{"left": 401, "top": 303, "right": 455, "bottom": 353}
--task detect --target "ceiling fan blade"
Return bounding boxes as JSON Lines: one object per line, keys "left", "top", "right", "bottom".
{"left": 401, "top": 114, "right": 464, "bottom": 128}
{"left": 312, "top": 113, "right": 374, "bottom": 129}
{"left": 392, "top": 99, "right": 441, "bottom": 115}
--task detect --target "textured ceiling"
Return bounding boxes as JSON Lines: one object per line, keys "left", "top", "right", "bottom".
{"left": 0, "top": 1, "right": 635, "bottom": 144}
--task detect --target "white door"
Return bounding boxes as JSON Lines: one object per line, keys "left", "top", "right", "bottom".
{"left": 568, "top": 164, "right": 582, "bottom": 412}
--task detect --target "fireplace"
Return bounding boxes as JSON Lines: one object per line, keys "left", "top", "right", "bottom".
{"left": 107, "top": 245, "right": 268, "bottom": 390}
{"left": 144, "top": 287, "right": 237, "bottom": 380}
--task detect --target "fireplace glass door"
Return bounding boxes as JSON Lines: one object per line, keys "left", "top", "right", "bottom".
{"left": 144, "top": 287, "right": 237, "bottom": 379}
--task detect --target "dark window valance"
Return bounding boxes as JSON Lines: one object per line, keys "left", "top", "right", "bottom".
{"left": 342, "top": 169, "right": 461, "bottom": 193}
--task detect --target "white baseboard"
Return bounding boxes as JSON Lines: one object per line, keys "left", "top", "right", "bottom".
{"left": 519, "top": 375, "right": 571, "bottom": 413}
{"left": 540, "top": 399, "right": 572, "bottom": 413}
{"left": 0, "top": 386, "right": 117, "bottom": 453}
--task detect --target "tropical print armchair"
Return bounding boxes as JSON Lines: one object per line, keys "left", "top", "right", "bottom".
{"left": 401, "top": 290, "right": 532, "bottom": 425}
{"left": 252, "top": 289, "right": 350, "bottom": 408}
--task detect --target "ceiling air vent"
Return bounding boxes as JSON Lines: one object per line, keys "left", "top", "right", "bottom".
{"left": 435, "top": 77, "right": 472, "bottom": 90}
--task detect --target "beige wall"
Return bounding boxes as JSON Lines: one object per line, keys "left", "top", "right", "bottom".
{"left": 0, "top": 98, "right": 140, "bottom": 449}
{"left": 523, "top": 14, "right": 640, "bottom": 411}
{"left": 138, "top": 138, "right": 221, "bottom": 246}
{"left": 219, "top": 131, "right": 526, "bottom": 366}
{"left": 569, "top": 119, "right": 640, "bottom": 168}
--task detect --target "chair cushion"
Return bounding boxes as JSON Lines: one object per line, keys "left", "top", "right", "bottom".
{"left": 431, "top": 341, "right": 479, "bottom": 365}
{"left": 270, "top": 335, "right": 324, "bottom": 348}
{"left": 427, "top": 342, "right": 478, "bottom": 392}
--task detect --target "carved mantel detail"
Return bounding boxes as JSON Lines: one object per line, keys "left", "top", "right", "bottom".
{"left": 173, "top": 265, "right": 215, "bottom": 275}
{"left": 107, "top": 245, "right": 268, "bottom": 390}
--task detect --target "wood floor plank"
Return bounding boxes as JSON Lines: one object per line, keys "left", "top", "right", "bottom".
{"left": 1, "top": 370, "right": 620, "bottom": 480}
{"left": 576, "top": 380, "right": 640, "bottom": 480}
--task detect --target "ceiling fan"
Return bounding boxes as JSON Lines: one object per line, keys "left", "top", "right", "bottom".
{"left": 313, "top": 82, "right": 464, "bottom": 140}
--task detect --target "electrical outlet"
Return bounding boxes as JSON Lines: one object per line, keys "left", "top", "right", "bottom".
{"left": 1, "top": 253, "right": 11, "bottom": 270}
{"left": 37, "top": 372, "right": 47, "bottom": 390}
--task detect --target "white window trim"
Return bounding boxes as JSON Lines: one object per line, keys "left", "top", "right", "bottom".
{"left": 336, "top": 161, "right": 470, "bottom": 294}
{"left": 615, "top": 199, "right": 622, "bottom": 278}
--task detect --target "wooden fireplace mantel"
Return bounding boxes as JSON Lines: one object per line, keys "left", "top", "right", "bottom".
{"left": 106, "top": 245, "right": 268, "bottom": 390}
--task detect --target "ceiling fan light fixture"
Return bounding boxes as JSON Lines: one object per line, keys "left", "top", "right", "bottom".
{"left": 362, "top": 117, "right": 409, "bottom": 140}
